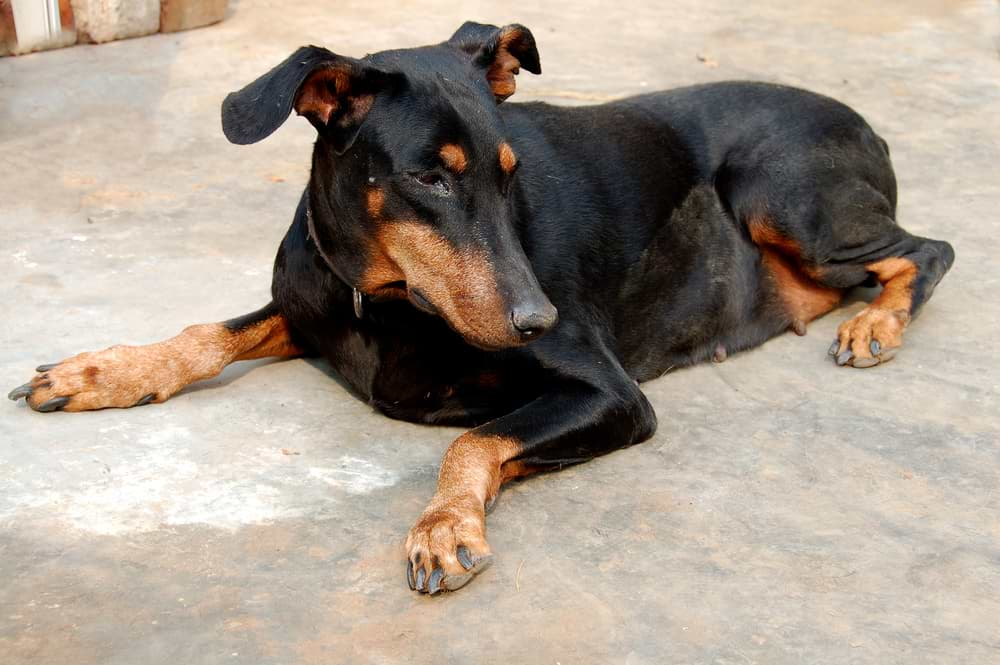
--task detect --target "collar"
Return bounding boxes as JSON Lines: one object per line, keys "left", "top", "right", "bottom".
{"left": 305, "top": 198, "right": 365, "bottom": 320}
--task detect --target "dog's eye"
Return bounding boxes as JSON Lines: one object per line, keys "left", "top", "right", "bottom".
{"left": 412, "top": 172, "right": 451, "bottom": 194}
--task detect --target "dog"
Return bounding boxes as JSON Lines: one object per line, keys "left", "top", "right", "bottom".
{"left": 9, "top": 22, "right": 954, "bottom": 594}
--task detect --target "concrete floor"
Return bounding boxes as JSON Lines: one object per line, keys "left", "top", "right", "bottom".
{"left": 2, "top": 1, "right": 999, "bottom": 663}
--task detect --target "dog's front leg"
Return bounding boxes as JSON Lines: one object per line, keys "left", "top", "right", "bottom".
{"left": 405, "top": 366, "right": 657, "bottom": 594}
{"left": 8, "top": 303, "right": 302, "bottom": 412}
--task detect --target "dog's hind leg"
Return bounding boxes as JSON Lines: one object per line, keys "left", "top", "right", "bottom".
{"left": 746, "top": 179, "right": 954, "bottom": 368}
{"left": 722, "top": 126, "right": 954, "bottom": 368}
{"left": 8, "top": 302, "right": 304, "bottom": 412}
{"left": 746, "top": 201, "right": 953, "bottom": 368}
{"left": 828, "top": 234, "right": 953, "bottom": 367}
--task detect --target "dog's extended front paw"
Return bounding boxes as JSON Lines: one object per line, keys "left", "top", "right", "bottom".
{"left": 405, "top": 495, "right": 494, "bottom": 595}
{"left": 8, "top": 346, "right": 174, "bottom": 413}
{"left": 829, "top": 306, "right": 909, "bottom": 368}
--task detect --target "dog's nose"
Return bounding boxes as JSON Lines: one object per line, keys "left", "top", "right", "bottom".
{"left": 510, "top": 302, "right": 558, "bottom": 341}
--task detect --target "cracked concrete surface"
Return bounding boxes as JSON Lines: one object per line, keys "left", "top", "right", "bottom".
{"left": 1, "top": 1, "right": 998, "bottom": 663}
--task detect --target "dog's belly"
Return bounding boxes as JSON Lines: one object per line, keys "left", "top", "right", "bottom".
{"left": 610, "top": 185, "right": 789, "bottom": 381}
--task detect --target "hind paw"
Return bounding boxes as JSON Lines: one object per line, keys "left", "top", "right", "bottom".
{"left": 829, "top": 307, "right": 909, "bottom": 368}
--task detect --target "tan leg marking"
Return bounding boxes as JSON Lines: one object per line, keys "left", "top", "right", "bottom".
{"left": 760, "top": 247, "right": 843, "bottom": 326}
{"left": 748, "top": 217, "right": 843, "bottom": 333}
{"left": 405, "top": 433, "right": 527, "bottom": 593}
{"left": 835, "top": 257, "right": 916, "bottom": 367}
{"left": 498, "top": 459, "right": 544, "bottom": 486}
{"left": 16, "top": 313, "right": 300, "bottom": 412}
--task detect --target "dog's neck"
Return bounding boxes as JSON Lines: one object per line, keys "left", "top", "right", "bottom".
{"left": 304, "top": 197, "right": 365, "bottom": 319}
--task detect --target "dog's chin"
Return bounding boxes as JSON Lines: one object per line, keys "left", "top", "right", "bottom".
{"left": 463, "top": 335, "right": 525, "bottom": 352}
{"left": 406, "top": 289, "right": 525, "bottom": 351}
{"left": 453, "top": 322, "right": 531, "bottom": 352}
{"left": 438, "top": 313, "right": 528, "bottom": 352}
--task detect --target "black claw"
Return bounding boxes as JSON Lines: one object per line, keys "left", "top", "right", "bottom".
{"left": 415, "top": 568, "right": 425, "bottom": 591}
{"left": 828, "top": 341, "right": 840, "bottom": 356}
{"left": 870, "top": 340, "right": 881, "bottom": 356}
{"left": 406, "top": 560, "right": 416, "bottom": 590}
{"left": 37, "top": 396, "right": 70, "bottom": 413}
{"left": 427, "top": 569, "right": 444, "bottom": 595}
{"left": 836, "top": 350, "right": 853, "bottom": 366}
{"left": 457, "top": 545, "right": 474, "bottom": 570}
{"left": 35, "top": 363, "right": 59, "bottom": 372}
{"left": 134, "top": 393, "right": 156, "bottom": 407}
{"left": 8, "top": 383, "right": 33, "bottom": 401}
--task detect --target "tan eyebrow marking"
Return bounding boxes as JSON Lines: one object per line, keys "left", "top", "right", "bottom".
{"left": 439, "top": 144, "right": 468, "bottom": 174}
{"left": 498, "top": 142, "right": 517, "bottom": 174}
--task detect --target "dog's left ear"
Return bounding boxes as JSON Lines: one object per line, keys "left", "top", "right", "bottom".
{"left": 448, "top": 22, "right": 541, "bottom": 103}
{"left": 222, "top": 45, "right": 397, "bottom": 153}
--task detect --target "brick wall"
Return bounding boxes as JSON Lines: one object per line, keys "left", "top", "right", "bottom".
{"left": 1, "top": 0, "right": 227, "bottom": 56}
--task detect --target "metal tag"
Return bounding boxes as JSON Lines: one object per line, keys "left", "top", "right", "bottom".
{"left": 353, "top": 287, "right": 364, "bottom": 319}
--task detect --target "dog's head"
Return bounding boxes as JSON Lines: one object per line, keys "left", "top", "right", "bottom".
{"left": 222, "top": 22, "right": 557, "bottom": 350}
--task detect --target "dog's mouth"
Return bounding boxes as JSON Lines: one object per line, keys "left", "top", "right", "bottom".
{"left": 366, "top": 277, "right": 546, "bottom": 352}
{"left": 408, "top": 287, "right": 439, "bottom": 316}
{"left": 369, "top": 280, "right": 408, "bottom": 301}
{"left": 368, "top": 281, "right": 439, "bottom": 316}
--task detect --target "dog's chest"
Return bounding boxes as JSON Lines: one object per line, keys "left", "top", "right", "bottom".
{"left": 362, "top": 335, "right": 538, "bottom": 425}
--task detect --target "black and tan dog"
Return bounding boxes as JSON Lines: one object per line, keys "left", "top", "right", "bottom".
{"left": 9, "top": 22, "right": 954, "bottom": 594}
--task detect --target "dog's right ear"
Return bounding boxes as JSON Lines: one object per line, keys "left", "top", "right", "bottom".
{"left": 222, "top": 45, "right": 396, "bottom": 153}
{"left": 447, "top": 22, "right": 540, "bottom": 103}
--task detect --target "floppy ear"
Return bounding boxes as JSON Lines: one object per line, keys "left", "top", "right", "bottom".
{"left": 448, "top": 22, "right": 540, "bottom": 103}
{"left": 221, "top": 45, "right": 395, "bottom": 153}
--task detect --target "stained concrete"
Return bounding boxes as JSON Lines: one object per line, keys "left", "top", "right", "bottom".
{"left": 1, "top": 1, "right": 999, "bottom": 663}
